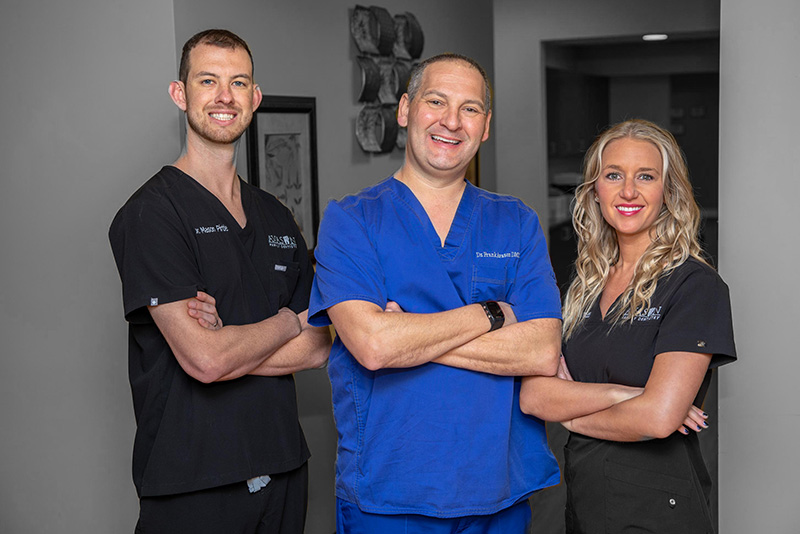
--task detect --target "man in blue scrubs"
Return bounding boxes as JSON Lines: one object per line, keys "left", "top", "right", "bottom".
{"left": 309, "top": 54, "right": 563, "bottom": 532}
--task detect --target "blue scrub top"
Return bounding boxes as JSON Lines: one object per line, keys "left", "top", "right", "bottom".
{"left": 309, "top": 177, "right": 561, "bottom": 517}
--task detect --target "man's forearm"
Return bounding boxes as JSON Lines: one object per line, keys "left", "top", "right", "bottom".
{"left": 519, "top": 375, "right": 643, "bottom": 421}
{"left": 432, "top": 318, "right": 561, "bottom": 376}
{"left": 150, "top": 301, "right": 303, "bottom": 383}
{"left": 245, "top": 325, "right": 332, "bottom": 377}
{"left": 328, "top": 300, "right": 494, "bottom": 371}
{"left": 181, "top": 311, "right": 303, "bottom": 382}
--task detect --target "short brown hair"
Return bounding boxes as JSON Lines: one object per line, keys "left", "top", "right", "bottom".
{"left": 178, "top": 29, "right": 254, "bottom": 84}
{"left": 406, "top": 53, "right": 492, "bottom": 111}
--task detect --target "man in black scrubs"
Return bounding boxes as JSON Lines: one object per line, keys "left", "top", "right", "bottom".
{"left": 109, "top": 29, "right": 330, "bottom": 533}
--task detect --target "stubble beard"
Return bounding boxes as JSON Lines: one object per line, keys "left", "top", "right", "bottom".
{"left": 186, "top": 106, "right": 251, "bottom": 145}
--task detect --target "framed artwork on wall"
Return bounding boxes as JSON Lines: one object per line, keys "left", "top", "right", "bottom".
{"left": 247, "top": 95, "right": 320, "bottom": 253}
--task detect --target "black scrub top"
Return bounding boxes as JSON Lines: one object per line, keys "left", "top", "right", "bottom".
{"left": 562, "top": 258, "right": 736, "bottom": 534}
{"left": 110, "top": 166, "right": 312, "bottom": 497}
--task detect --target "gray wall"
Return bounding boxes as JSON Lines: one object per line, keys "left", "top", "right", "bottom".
{"left": 0, "top": 0, "right": 177, "bottom": 531}
{"left": 718, "top": 0, "right": 800, "bottom": 531}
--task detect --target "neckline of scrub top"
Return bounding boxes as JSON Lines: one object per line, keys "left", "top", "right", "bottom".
{"left": 388, "top": 176, "right": 477, "bottom": 260}
{"left": 592, "top": 263, "right": 682, "bottom": 321}
{"left": 591, "top": 291, "right": 621, "bottom": 322}
{"left": 166, "top": 165, "right": 251, "bottom": 234}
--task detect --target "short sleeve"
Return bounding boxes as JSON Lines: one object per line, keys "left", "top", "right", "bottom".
{"left": 653, "top": 266, "right": 736, "bottom": 369}
{"left": 109, "top": 194, "right": 201, "bottom": 323}
{"left": 507, "top": 207, "right": 562, "bottom": 322}
{"left": 308, "top": 200, "right": 388, "bottom": 327}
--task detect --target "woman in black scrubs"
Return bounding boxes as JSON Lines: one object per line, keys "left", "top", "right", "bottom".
{"left": 521, "top": 119, "right": 736, "bottom": 533}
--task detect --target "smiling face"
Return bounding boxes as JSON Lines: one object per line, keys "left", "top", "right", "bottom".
{"left": 173, "top": 43, "right": 261, "bottom": 146}
{"left": 397, "top": 60, "right": 491, "bottom": 183}
{"left": 594, "top": 137, "right": 665, "bottom": 247}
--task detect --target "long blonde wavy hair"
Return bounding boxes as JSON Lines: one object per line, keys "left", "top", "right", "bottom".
{"left": 562, "top": 119, "right": 708, "bottom": 340}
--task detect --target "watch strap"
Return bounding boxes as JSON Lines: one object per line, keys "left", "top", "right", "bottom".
{"left": 479, "top": 300, "right": 505, "bottom": 332}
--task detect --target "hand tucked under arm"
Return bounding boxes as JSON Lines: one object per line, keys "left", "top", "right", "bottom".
{"left": 557, "top": 354, "right": 573, "bottom": 381}
{"left": 677, "top": 404, "right": 709, "bottom": 435}
{"left": 244, "top": 309, "right": 332, "bottom": 377}
{"left": 187, "top": 291, "right": 223, "bottom": 330}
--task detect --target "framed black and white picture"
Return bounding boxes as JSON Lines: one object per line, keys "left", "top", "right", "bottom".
{"left": 247, "top": 95, "right": 319, "bottom": 252}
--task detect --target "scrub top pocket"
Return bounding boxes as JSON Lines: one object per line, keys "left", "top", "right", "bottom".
{"left": 471, "top": 264, "right": 509, "bottom": 302}
{"left": 270, "top": 260, "right": 300, "bottom": 308}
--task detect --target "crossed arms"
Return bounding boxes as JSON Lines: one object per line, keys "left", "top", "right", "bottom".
{"left": 520, "top": 352, "right": 712, "bottom": 441}
{"left": 327, "top": 299, "right": 561, "bottom": 376}
{"left": 149, "top": 291, "right": 331, "bottom": 383}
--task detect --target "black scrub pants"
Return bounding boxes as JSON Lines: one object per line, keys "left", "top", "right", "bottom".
{"left": 135, "top": 462, "right": 308, "bottom": 534}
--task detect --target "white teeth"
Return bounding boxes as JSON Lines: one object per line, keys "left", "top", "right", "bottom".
{"left": 432, "top": 135, "right": 460, "bottom": 145}
{"left": 617, "top": 206, "right": 643, "bottom": 212}
{"left": 210, "top": 113, "right": 234, "bottom": 120}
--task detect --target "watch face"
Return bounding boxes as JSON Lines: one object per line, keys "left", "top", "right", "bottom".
{"left": 487, "top": 300, "right": 503, "bottom": 318}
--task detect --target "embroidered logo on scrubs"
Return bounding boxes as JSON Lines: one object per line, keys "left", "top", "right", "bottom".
{"left": 268, "top": 235, "right": 297, "bottom": 249}
{"left": 475, "top": 251, "right": 520, "bottom": 259}
{"left": 622, "top": 306, "right": 663, "bottom": 321}
{"left": 194, "top": 224, "right": 229, "bottom": 235}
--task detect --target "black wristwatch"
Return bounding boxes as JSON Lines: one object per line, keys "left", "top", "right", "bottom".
{"left": 479, "top": 300, "right": 505, "bottom": 332}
